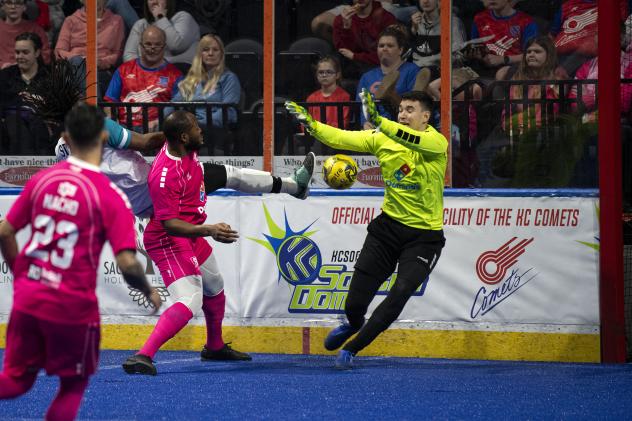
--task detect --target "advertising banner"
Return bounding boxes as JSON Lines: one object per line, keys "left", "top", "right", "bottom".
{"left": 0, "top": 193, "right": 600, "bottom": 331}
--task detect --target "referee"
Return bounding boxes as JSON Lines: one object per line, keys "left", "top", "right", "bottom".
{"left": 285, "top": 89, "right": 448, "bottom": 369}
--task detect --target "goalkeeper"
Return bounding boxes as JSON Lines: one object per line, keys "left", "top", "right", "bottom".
{"left": 285, "top": 89, "right": 448, "bottom": 369}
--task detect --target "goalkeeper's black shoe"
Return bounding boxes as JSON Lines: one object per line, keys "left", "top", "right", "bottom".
{"left": 200, "top": 344, "right": 252, "bottom": 361}
{"left": 122, "top": 354, "right": 157, "bottom": 376}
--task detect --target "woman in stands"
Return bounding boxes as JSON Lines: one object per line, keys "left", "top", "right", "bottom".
{"left": 123, "top": 0, "right": 199, "bottom": 64}
{"left": 170, "top": 34, "right": 241, "bottom": 130}
{"left": 54, "top": 0, "right": 125, "bottom": 96}
{"left": 503, "top": 35, "right": 561, "bottom": 135}
{"left": 0, "top": 32, "right": 49, "bottom": 154}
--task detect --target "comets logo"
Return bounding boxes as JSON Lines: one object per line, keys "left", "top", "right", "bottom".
{"left": 475, "top": 237, "right": 534, "bottom": 285}
{"left": 470, "top": 238, "right": 537, "bottom": 319}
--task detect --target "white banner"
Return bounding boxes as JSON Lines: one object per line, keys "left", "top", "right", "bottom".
{"left": 0, "top": 193, "right": 600, "bottom": 330}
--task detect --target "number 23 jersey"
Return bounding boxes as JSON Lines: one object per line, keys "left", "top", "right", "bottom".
{"left": 5, "top": 157, "right": 136, "bottom": 324}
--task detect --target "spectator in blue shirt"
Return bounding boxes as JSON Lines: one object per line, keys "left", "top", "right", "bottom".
{"left": 170, "top": 34, "right": 240, "bottom": 129}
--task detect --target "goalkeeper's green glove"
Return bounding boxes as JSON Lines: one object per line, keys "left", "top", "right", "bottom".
{"left": 285, "top": 101, "right": 316, "bottom": 134}
{"left": 359, "top": 88, "right": 382, "bottom": 129}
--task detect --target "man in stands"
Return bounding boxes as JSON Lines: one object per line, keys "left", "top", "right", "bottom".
{"left": 104, "top": 25, "right": 182, "bottom": 132}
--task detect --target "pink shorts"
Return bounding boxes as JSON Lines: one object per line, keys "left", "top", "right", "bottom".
{"left": 144, "top": 235, "right": 212, "bottom": 287}
{"left": 3, "top": 310, "right": 100, "bottom": 378}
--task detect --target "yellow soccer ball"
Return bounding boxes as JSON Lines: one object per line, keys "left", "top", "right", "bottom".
{"left": 322, "top": 154, "right": 358, "bottom": 189}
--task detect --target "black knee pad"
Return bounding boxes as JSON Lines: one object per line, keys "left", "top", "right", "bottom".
{"left": 203, "top": 163, "right": 228, "bottom": 193}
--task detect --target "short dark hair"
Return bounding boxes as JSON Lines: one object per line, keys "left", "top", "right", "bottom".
{"left": 64, "top": 102, "right": 105, "bottom": 149}
{"left": 378, "top": 25, "right": 407, "bottom": 50}
{"left": 163, "top": 110, "right": 194, "bottom": 144}
{"left": 15, "top": 32, "right": 42, "bottom": 51}
{"left": 400, "top": 91, "right": 434, "bottom": 112}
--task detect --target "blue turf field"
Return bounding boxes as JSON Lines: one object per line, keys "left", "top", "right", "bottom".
{"left": 2, "top": 350, "right": 632, "bottom": 420}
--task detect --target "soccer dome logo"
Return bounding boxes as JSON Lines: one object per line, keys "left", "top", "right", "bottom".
{"left": 276, "top": 235, "right": 321, "bottom": 284}
{"left": 249, "top": 205, "right": 322, "bottom": 285}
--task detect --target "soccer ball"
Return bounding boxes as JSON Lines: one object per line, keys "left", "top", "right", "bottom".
{"left": 322, "top": 154, "right": 358, "bottom": 189}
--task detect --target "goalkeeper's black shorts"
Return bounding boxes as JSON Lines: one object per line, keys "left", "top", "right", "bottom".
{"left": 355, "top": 212, "right": 445, "bottom": 284}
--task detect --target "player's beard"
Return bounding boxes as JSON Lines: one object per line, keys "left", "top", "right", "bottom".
{"left": 185, "top": 138, "right": 203, "bottom": 152}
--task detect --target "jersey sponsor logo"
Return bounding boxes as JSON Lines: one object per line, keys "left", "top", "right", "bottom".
{"left": 249, "top": 204, "right": 425, "bottom": 314}
{"left": 393, "top": 163, "right": 411, "bottom": 181}
{"left": 58, "top": 181, "right": 77, "bottom": 198}
{"left": 470, "top": 237, "right": 537, "bottom": 318}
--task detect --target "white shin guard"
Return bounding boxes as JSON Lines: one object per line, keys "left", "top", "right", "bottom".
{"left": 200, "top": 254, "right": 225, "bottom": 297}
{"left": 167, "top": 275, "right": 203, "bottom": 315}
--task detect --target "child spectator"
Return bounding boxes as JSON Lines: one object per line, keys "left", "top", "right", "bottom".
{"left": 306, "top": 55, "right": 351, "bottom": 129}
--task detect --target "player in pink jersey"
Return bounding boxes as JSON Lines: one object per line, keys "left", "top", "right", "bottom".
{"left": 0, "top": 102, "right": 161, "bottom": 421}
{"left": 123, "top": 110, "right": 250, "bottom": 375}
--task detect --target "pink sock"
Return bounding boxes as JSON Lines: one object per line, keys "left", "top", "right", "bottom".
{"left": 0, "top": 372, "right": 36, "bottom": 399}
{"left": 202, "top": 291, "right": 225, "bottom": 351}
{"left": 45, "top": 376, "right": 88, "bottom": 421}
{"left": 139, "top": 302, "right": 193, "bottom": 358}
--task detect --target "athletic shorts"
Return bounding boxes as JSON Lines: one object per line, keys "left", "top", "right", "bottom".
{"left": 144, "top": 235, "right": 213, "bottom": 287}
{"left": 355, "top": 212, "right": 445, "bottom": 284}
{"left": 3, "top": 310, "right": 100, "bottom": 378}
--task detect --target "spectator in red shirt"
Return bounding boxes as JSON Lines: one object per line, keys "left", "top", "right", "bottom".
{"left": 333, "top": 0, "right": 397, "bottom": 76}
{"left": 0, "top": 0, "right": 50, "bottom": 68}
{"left": 104, "top": 25, "right": 183, "bottom": 132}
{"left": 306, "top": 55, "right": 351, "bottom": 130}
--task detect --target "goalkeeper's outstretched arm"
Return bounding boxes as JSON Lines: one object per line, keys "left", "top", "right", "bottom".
{"left": 284, "top": 101, "right": 373, "bottom": 153}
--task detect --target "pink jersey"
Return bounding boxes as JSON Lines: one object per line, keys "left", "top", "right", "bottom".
{"left": 143, "top": 144, "right": 211, "bottom": 263}
{"left": 6, "top": 157, "right": 136, "bottom": 324}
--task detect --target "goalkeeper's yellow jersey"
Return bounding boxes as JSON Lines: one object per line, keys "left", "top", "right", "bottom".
{"left": 312, "top": 119, "right": 447, "bottom": 230}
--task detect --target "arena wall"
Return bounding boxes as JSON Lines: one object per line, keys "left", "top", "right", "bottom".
{"left": 0, "top": 189, "right": 600, "bottom": 362}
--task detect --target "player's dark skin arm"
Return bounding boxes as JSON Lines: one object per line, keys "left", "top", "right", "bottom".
{"left": 162, "top": 219, "right": 239, "bottom": 243}
{"left": 116, "top": 250, "right": 162, "bottom": 312}
{"left": 128, "top": 131, "right": 167, "bottom": 153}
{"left": 0, "top": 219, "right": 18, "bottom": 270}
